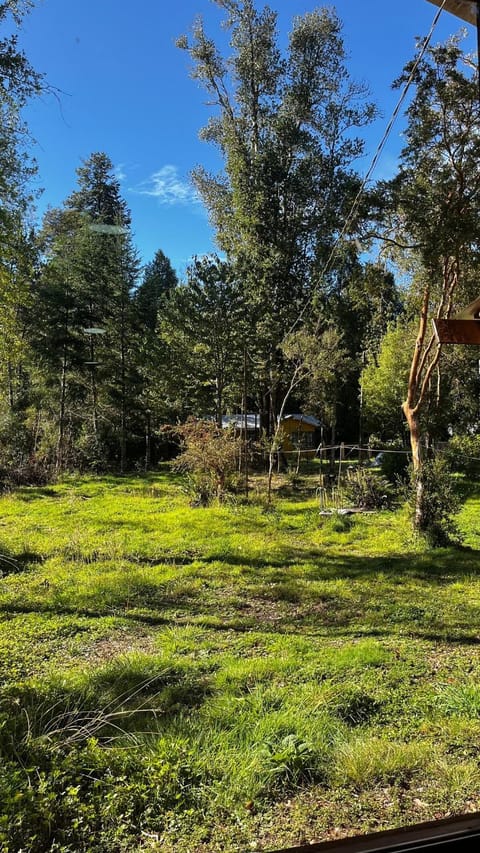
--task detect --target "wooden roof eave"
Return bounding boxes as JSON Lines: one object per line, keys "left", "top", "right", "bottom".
{"left": 426, "top": 0, "right": 478, "bottom": 27}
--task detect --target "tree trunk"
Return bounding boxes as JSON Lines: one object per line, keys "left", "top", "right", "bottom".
{"left": 56, "top": 349, "right": 67, "bottom": 473}
{"left": 401, "top": 278, "right": 438, "bottom": 533}
{"left": 88, "top": 330, "right": 99, "bottom": 442}
{"left": 402, "top": 402, "right": 422, "bottom": 472}
{"left": 120, "top": 350, "right": 126, "bottom": 474}
{"left": 402, "top": 400, "right": 425, "bottom": 529}
{"left": 145, "top": 410, "right": 151, "bottom": 471}
{"left": 243, "top": 347, "right": 249, "bottom": 499}
{"left": 267, "top": 445, "right": 275, "bottom": 504}
{"left": 215, "top": 377, "right": 223, "bottom": 428}
{"left": 7, "top": 362, "right": 14, "bottom": 410}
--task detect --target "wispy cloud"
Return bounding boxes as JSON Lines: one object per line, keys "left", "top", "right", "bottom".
{"left": 114, "top": 163, "right": 127, "bottom": 183}
{"left": 130, "top": 165, "right": 200, "bottom": 206}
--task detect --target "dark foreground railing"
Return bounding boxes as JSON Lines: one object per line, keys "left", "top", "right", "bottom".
{"left": 268, "top": 811, "right": 480, "bottom": 853}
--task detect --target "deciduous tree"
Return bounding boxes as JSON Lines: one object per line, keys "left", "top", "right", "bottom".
{"left": 178, "top": 1, "right": 376, "bottom": 430}
{"left": 383, "top": 38, "right": 480, "bottom": 530}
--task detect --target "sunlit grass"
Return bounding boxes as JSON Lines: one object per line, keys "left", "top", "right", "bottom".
{"left": 1, "top": 469, "right": 480, "bottom": 851}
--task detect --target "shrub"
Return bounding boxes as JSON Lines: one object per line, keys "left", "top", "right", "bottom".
{"left": 411, "top": 456, "right": 462, "bottom": 546}
{"left": 0, "top": 411, "right": 55, "bottom": 490}
{"left": 0, "top": 738, "right": 201, "bottom": 852}
{"left": 73, "top": 430, "right": 109, "bottom": 473}
{"left": 379, "top": 443, "right": 410, "bottom": 483}
{"left": 174, "top": 419, "right": 241, "bottom": 505}
{"left": 343, "top": 468, "right": 395, "bottom": 510}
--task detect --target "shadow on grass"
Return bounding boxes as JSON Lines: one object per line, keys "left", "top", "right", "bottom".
{"left": 1, "top": 582, "right": 480, "bottom": 646}
{"left": 455, "top": 477, "right": 480, "bottom": 501}
{"left": 202, "top": 544, "right": 480, "bottom": 581}
{"left": 274, "top": 487, "right": 319, "bottom": 503}
{"left": 0, "top": 543, "right": 45, "bottom": 575}
{"left": 1, "top": 600, "right": 480, "bottom": 649}
{"left": 14, "top": 486, "right": 61, "bottom": 502}
{"left": 0, "top": 656, "right": 213, "bottom": 756}
{"left": 2, "top": 532, "right": 480, "bottom": 642}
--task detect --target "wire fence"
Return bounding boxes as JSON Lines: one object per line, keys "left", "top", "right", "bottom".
{"left": 278, "top": 442, "right": 480, "bottom": 465}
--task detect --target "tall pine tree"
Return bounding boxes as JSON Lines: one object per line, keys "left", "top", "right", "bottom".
{"left": 32, "top": 153, "right": 140, "bottom": 471}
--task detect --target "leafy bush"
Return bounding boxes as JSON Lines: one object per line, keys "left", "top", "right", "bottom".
{"left": 0, "top": 411, "right": 55, "bottom": 490}
{"left": 343, "top": 468, "right": 395, "bottom": 510}
{"left": 411, "top": 456, "right": 461, "bottom": 546}
{"left": 73, "top": 430, "right": 109, "bottom": 473}
{"left": 174, "top": 419, "right": 241, "bottom": 505}
{"left": 379, "top": 443, "right": 410, "bottom": 483}
{"left": 0, "top": 458, "right": 53, "bottom": 491}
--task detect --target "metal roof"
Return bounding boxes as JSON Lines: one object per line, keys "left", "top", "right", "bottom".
{"left": 221, "top": 414, "right": 260, "bottom": 430}
{"left": 282, "top": 414, "right": 322, "bottom": 428}
{"left": 219, "top": 413, "right": 322, "bottom": 429}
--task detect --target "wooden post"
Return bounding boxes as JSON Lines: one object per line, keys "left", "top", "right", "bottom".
{"left": 337, "top": 442, "right": 345, "bottom": 493}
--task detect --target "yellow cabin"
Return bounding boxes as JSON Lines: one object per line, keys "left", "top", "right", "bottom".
{"left": 280, "top": 414, "right": 322, "bottom": 458}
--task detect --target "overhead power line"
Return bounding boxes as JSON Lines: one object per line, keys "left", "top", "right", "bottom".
{"left": 288, "top": 0, "right": 449, "bottom": 336}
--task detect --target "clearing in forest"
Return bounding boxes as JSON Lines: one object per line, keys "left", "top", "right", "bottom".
{"left": 1, "top": 468, "right": 480, "bottom": 852}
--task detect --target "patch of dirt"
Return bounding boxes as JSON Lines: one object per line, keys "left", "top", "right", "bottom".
{"left": 237, "top": 599, "right": 287, "bottom": 624}
{"left": 75, "top": 629, "right": 156, "bottom": 665}
{"left": 425, "top": 644, "right": 480, "bottom": 676}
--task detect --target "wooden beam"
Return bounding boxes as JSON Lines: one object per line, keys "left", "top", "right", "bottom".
{"left": 426, "top": 0, "right": 478, "bottom": 26}
{"left": 433, "top": 317, "right": 480, "bottom": 343}
{"left": 453, "top": 294, "right": 480, "bottom": 319}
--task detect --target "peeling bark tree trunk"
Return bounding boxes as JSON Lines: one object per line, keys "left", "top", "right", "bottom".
{"left": 402, "top": 257, "right": 458, "bottom": 530}
{"left": 402, "top": 403, "right": 425, "bottom": 528}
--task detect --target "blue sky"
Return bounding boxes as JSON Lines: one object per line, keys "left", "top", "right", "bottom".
{"left": 17, "top": 0, "right": 477, "bottom": 276}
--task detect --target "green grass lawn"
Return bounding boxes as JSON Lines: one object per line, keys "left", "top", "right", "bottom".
{"left": 1, "top": 469, "right": 480, "bottom": 852}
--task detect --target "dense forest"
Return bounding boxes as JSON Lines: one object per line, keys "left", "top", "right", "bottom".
{"left": 2, "top": 0, "right": 480, "bottom": 513}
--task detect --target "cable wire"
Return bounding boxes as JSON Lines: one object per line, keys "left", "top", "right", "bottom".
{"left": 280, "top": 443, "right": 480, "bottom": 464}
{"left": 288, "top": 0, "right": 449, "bottom": 335}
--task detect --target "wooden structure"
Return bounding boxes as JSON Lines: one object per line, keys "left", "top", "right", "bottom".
{"left": 426, "top": 0, "right": 478, "bottom": 26}
{"left": 433, "top": 296, "right": 480, "bottom": 344}
{"left": 280, "top": 414, "right": 321, "bottom": 457}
